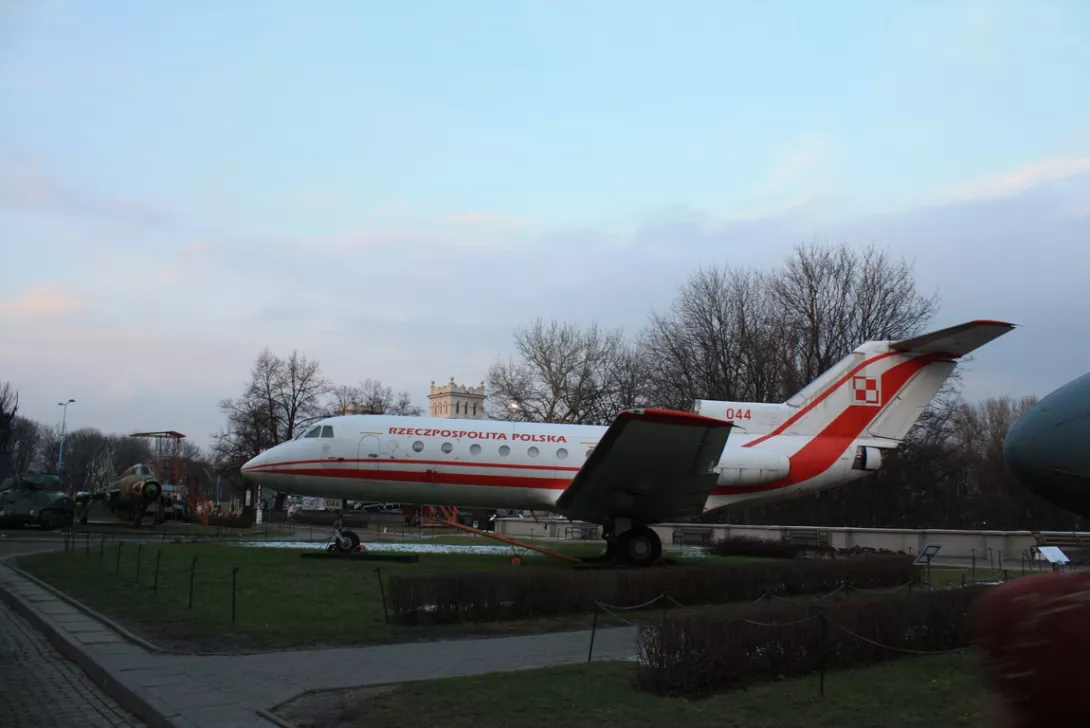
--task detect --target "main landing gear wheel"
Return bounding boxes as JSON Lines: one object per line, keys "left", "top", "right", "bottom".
{"left": 616, "top": 526, "right": 662, "bottom": 567}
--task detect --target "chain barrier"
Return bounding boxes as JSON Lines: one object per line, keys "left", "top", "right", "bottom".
{"left": 822, "top": 618, "right": 969, "bottom": 656}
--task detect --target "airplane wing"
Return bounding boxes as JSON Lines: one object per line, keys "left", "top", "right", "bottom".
{"left": 555, "top": 408, "right": 733, "bottom": 524}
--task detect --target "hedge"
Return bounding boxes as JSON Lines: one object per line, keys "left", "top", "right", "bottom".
{"left": 636, "top": 584, "right": 988, "bottom": 698}
{"left": 387, "top": 554, "right": 918, "bottom": 625}
{"left": 704, "top": 535, "right": 813, "bottom": 559}
{"left": 704, "top": 536, "right": 907, "bottom": 559}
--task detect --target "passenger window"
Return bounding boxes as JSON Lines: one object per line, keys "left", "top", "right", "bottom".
{"left": 470, "top": 444, "right": 481, "bottom": 455}
{"left": 528, "top": 446, "right": 539, "bottom": 458}
{"left": 412, "top": 441, "right": 424, "bottom": 452}
{"left": 499, "top": 445, "right": 510, "bottom": 457}
{"left": 585, "top": 448, "right": 594, "bottom": 458}
{"left": 305, "top": 427, "right": 321, "bottom": 438}
{"left": 557, "top": 448, "right": 568, "bottom": 460}
{"left": 441, "top": 442, "right": 453, "bottom": 454}
{"left": 321, "top": 426, "right": 334, "bottom": 438}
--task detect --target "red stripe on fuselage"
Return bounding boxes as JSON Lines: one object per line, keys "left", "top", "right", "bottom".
{"left": 244, "top": 458, "right": 582, "bottom": 473}
{"left": 253, "top": 466, "right": 571, "bottom": 490}
{"left": 714, "top": 353, "right": 938, "bottom": 495}
{"left": 742, "top": 351, "right": 899, "bottom": 448}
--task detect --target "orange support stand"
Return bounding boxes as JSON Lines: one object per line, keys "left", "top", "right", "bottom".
{"left": 428, "top": 506, "right": 583, "bottom": 564}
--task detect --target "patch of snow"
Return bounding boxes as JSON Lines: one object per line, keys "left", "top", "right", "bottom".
{"left": 233, "top": 540, "right": 545, "bottom": 556}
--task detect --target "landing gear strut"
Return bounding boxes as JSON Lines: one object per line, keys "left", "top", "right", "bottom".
{"left": 603, "top": 524, "right": 663, "bottom": 567}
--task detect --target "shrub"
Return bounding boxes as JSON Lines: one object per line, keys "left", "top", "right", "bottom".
{"left": 387, "top": 554, "right": 918, "bottom": 625}
{"left": 636, "top": 584, "right": 988, "bottom": 698}
{"left": 704, "top": 536, "right": 806, "bottom": 559}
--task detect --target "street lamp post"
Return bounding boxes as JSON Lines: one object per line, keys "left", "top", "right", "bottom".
{"left": 56, "top": 398, "right": 75, "bottom": 478}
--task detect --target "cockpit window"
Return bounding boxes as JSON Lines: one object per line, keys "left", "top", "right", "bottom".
{"left": 304, "top": 426, "right": 322, "bottom": 438}
{"left": 320, "top": 425, "right": 334, "bottom": 438}
{"left": 135, "top": 464, "right": 152, "bottom": 476}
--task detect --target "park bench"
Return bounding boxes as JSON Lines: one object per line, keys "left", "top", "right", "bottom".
{"left": 783, "top": 529, "right": 831, "bottom": 549}
{"left": 565, "top": 524, "right": 600, "bottom": 540}
{"left": 672, "top": 526, "right": 714, "bottom": 546}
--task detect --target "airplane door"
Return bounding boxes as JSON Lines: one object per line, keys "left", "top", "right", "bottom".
{"left": 357, "top": 436, "right": 381, "bottom": 469}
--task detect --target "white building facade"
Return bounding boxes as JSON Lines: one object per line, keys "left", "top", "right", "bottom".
{"left": 428, "top": 378, "right": 486, "bottom": 419}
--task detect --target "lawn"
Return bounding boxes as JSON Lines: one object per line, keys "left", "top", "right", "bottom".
{"left": 14, "top": 539, "right": 1011, "bottom": 654}
{"left": 308, "top": 653, "right": 987, "bottom": 728}
{"left": 13, "top": 542, "right": 581, "bottom": 651}
{"left": 16, "top": 540, "right": 736, "bottom": 652}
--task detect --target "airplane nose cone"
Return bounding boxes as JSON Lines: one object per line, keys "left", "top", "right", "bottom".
{"left": 241, "top": 452, "right": 267, "bottom": 477}
{"left": 1004, "top": 373, "right": 1090, "bottom": 517}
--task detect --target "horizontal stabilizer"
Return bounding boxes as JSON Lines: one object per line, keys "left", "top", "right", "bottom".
{"left": 890, "top": 320, "right": 1016, "bottom": 358}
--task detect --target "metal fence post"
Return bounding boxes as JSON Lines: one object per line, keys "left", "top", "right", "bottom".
{"left": 187, "top": 556, "right": 198, "bottom": 608}
{"left": 587, "top": 605, "right": 599, "bottom": 663}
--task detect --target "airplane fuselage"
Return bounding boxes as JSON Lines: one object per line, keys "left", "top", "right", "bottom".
{"left": 1004, "top": 371, "right": 1090, "bottom": 518}
{"left": 241, "top": 413, "right": 877, "bottom": 518}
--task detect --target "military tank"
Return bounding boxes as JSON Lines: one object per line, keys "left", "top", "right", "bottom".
{"left": 0, "top": 471, "right": 76, "bottom": 529}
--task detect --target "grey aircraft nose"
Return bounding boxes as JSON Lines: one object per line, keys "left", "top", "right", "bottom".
{"left": 1004, "top": 371, "right": 1090, "bottom": 518}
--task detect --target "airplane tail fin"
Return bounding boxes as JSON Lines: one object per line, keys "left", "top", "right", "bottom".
{"left": 696, "top": 320, "right": 1016, "bottom": 445}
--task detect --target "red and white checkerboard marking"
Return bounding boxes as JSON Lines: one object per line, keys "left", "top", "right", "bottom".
{"left": 852, "top": 376, "right": 881, "bottom": 406}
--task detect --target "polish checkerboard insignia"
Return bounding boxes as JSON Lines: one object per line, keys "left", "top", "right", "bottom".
{"left": 852, "top": 376, "right": 881, "bottom": 406}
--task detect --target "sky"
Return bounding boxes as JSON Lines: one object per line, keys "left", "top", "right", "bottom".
{"left": 2, "top": 0, "right": 1089, "bottom": 451}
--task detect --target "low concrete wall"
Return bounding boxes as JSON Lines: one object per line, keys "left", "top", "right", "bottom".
{"left": 492, "top": 517, "right": 1061, "bottom": 561}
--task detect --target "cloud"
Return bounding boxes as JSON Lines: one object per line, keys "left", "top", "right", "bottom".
{"left": 747, "top": 135, "right": 831, "bottom": 197}
{"left": 0, "top": 160, "right": 175, "bottom": 229}
{"left": 939, "top": 156, "right": 1090, "bottom": 203}
{"left": 0, "top": 283, "right": 85, "bottom": 318}
{"left": 4, "top": 151, "right": 1089, "bottom": 451}
{"left": 730, "top": 134, "right": 833, "bottom": 219}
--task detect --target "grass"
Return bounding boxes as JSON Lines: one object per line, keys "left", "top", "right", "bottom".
{"left": 14, "top": 540, "right": 737, "bottom": 652}
{"left": 357, "top": 653, "right": 987, "bottom": 728}
{"left": 14, "top": 538, "right": 1015, "bottom": 654}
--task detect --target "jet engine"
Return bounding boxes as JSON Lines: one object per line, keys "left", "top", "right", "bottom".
{"left": 716, "top": 449, "right": 791, "bottom": 486}
{"left": 123, "top": 479, "right": 162, "bottom": 502}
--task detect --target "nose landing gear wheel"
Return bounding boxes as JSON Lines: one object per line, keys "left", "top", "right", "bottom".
{"left": 329, "top": 529, "right": 361, "bottom": 553}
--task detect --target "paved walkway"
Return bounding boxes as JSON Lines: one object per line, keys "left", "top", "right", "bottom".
{"left": 1, "top": 600, "right": 146, "bottom": 728}
{"left": 0, "top": 562, "right": 639, "bottom": 728}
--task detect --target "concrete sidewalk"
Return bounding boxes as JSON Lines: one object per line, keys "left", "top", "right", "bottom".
{"left": 0, "top": 562, "right": 639, "bottom": 728}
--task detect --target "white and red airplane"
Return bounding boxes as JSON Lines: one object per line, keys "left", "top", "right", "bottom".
{"left": 241, "top": 320, "right": 1014, "bottom": 566}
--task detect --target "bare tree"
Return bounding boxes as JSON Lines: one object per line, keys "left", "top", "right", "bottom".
{"left": 950, "top": 394, "right": 1044, "bottom": 527}
{"left": 769, "top": 243, "right": 940, "bottom": 384}
{"left": 213, "top": 349, "right": 332, "bottom": 473}
{"left": 327, "top": 379, "right": 422, "bottom": 416}
{"left": 585, "top": 341, "right": 653, "bottom": 424}
{"left": 641, "top": 266, "right": 791, "bottom": 409}
{"left": 212, "top": 395, "right": 276, "bottom": 472}
{"left": 486, "top": 319, "right": 635, "bottom": 424}
{"left": 8, "top": 416, "right": 42, "bottom": 473}
{"left": 278, "top": 351, "right": 331, "bottom": 439}
{"left": 0, "top": 382, "right": 18, "bottom": 479}
{"left": 641, "top": 244, "right": 939, "bottom": 412}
